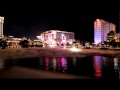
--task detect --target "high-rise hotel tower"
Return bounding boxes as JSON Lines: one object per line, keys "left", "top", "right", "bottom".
{"left": 94, "top": 19, "right": 116, "bottom": 44}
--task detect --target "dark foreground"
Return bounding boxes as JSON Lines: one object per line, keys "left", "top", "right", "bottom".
{"left": 0, "top": 66, "right": 91, "bottom": 79}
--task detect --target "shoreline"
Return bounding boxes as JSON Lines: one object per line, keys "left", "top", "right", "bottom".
{"left": 0, "top": 47, "right": 120, "bottom": 60}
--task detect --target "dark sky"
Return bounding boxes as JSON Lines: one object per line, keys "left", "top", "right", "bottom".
{"left": 0, "top": 1, "right": 120, "bottom": 42}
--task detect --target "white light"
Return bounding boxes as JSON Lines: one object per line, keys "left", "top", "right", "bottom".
{"left": 70, "top": 47, "right": 81, "bottom": 52}
{"left": 63, "top": 45, "right": 66, "bottom": 49}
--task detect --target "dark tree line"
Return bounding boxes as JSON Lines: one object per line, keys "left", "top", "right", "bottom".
{"left": 19, "top": 40, "right": 29, "bottom": 48}
{"left": 107, "top": 31, "right": 117, "bottom": 47}
{"left": 0, "top": 39, "right": 7, "bottom": 49}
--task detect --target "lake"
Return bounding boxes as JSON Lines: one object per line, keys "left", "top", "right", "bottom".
{"left": 0, "top": 55, "right": 120, "bottom": 79}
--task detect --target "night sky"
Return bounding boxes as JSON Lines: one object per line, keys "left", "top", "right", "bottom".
{"left": 0, "top": 1, "right": 120, "bottom": 42}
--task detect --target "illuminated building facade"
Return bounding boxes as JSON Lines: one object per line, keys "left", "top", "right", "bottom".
{"left": 94, "top": 19, "right": 116, "bottom": 44}
{"left": 0, "top": 16, "right": 4, "bottom": 38}
{"left": 37, "top": 30, "right": 75, "bottom": 46}
{"left": 7, "top": 36, "right": 22, "bottom": 48}
{"left": 115, "top": 33, "right": 120, "bottom": 42}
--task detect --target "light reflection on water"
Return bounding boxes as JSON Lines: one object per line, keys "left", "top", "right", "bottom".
{"left": 0, "top": 58, "right": 15, "bottom": 70}
{"left": 113, "top": 57, "right": 120, "bottom": 79}
{"left": 0, "top": 55, "right": 120, "bottom": 79}
{"left": 61, "top": 57, "right": 67, "bottom": 72}
{"left": 93, "top": 56, "right": 103, "bottom": 78}
{"left": 45, "top": 57, "right": 49, "bottom": 70}
{"left": 0, "top": 58, "right": 5, "bottom": 70}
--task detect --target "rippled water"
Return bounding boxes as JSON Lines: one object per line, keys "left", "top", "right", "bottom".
{"left": 0, "top": 55, "right": 120, "bottom": 79}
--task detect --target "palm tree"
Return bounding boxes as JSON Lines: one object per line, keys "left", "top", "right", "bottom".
{"left": 19, "top": 40, "right": 29, "bottom": 48}
{"left": 107, "top": 31, "right": 116, "bottom": 47}
{"left": 0, "top": 39, "right": 7, "bottom": 49}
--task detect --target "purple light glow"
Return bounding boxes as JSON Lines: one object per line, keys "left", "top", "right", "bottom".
{"left": 94, "top": 19, "right": 102, "bottom": 44}
{"left": 61, "top": 57, "right": 67, "bottom": 72}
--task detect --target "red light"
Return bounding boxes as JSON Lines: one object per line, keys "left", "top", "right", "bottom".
{"left": 93, "top": 60, "right": 102, "bottom": 78}
{"left": 45, "top": 57, "right": 49, "bottom": 70}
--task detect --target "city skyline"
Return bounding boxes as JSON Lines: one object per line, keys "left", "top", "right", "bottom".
{"left": 0, "top": 1, "right": 120, "bottom": 79}
{"left": 0, "top": 2, "right": 119, "bottom": 42}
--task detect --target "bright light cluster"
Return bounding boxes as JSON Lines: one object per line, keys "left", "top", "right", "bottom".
{"left": 70, "top": 47, "right": 81, "bottom": 52}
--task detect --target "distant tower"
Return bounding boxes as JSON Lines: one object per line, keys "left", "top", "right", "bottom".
{"left": 0, "top": 16, "right": 4, "bottom": 38}
{"left": 119, "top": 11, "right": 120, "bottom": 32}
